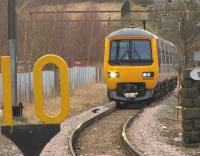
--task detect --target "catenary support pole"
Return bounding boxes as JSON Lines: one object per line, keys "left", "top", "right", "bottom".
{"left": 8, "top": 0, "right": 17, "bottom": 107}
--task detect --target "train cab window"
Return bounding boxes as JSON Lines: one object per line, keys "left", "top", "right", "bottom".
{"left": 110, "top": 41, "right": 117, "bottom": 61}
{"left": 110, "top": 40, "right": 130, "bottom": 61}
{"left": 109, "top": 40, "right": 152, "bottom": 65}
{"left": 132, "top": 40, "right": 151, "bottom": 60}
{"left": 118, "top": 40, "right": 130, "bottom": 60}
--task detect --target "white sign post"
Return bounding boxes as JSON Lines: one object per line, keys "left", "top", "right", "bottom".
{"left": 194, "top": 51, "right": 200, "bottom": 67}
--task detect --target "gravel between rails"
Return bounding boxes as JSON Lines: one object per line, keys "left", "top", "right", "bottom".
{"left": 75, "top": 109, "right": 141, "bottom": 156}
{"left": 41, "top": 103, "right": 115, "bottom": 156}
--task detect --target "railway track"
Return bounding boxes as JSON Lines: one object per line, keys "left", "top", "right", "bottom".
{"left": 69, "top": 105, "right": 143, "bottom": 156}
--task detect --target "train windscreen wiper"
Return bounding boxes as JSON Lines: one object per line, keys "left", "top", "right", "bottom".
{"left": 109, "top": 60, "right": 121, "bottom": 65}
{"left": 119, "top": 50, "right": 129, "bottom": 60}
{"left": 133, "top": 48, "right": 142, "bottom": 60}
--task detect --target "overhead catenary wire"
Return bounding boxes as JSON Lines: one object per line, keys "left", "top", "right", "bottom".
{"left": 29, "top": 9, "right": 200, "bottom": 15}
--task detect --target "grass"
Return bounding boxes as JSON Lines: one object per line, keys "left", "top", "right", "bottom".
{"left": 0, "top": 82, "right": 108, "bottom": 155}
{"left": 22, "top": 83, "right": 108, "bottom": 124}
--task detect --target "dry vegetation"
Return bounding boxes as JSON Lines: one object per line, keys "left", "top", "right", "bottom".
{"left": 23, "top": 83, "right": 107, "bottom": 124}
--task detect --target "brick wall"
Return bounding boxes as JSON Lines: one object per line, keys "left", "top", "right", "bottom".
{"left": 181, "top": 69, "right": 200, "bottom": 143}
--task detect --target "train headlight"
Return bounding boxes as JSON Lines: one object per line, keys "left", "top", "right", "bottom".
{"left": 142, "top": 72, "right": 154, "bottom": 77}
{"left": 108, "top": 72, "right": 120, "bottom": 78}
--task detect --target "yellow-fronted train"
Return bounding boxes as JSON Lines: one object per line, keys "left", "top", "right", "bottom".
{"left": 103, "top": 27, "right": 178, "bottom": 108}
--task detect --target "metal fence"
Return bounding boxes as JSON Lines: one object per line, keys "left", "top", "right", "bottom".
{"left": 0, "top": 66, "right": 104, "bottom": 103}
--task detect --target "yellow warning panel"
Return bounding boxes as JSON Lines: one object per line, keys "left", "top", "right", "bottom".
{"left": 1, "top": 56, "right": 13, "bottom": 126}
{"left": 33, "top": 54, "right": 70, "bottom": 124}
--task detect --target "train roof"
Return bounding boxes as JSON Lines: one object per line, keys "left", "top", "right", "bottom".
{"left": 107, "top": 27, "right": 157, "bottom": 39}
{"left": 107, "top": 27, "right": 176, "bottom": 47}
{"left": 158, "top": 37, "right": 176, "bottom": 47}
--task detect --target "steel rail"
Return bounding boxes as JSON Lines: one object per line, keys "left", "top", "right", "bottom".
{"left": 69, "top": 106, "right": 116, "bottom": 156}
{"left": 121, "top": 109, "right": 144, "bottom": 156}
{"left": 69, "top": 105, "right": 146, "bottom": 156}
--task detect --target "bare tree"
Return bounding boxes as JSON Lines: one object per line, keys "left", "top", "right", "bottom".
{"left": 72, "top": 6, "right": 105, "bottom": 65}
{"left": 153, "top": 0, "right": 200, "bottom": 67}
{"left": 17, "top": 3, "right": 106, "bottom": 66}
{"left": 0, "top": 0, "right": 8, "bottom": 55}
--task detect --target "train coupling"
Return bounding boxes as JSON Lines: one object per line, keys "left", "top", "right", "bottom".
{"left": 124, "top": 93, "right": 138, "bottom": 99}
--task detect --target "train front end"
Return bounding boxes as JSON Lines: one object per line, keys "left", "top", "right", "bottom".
{"left": 103, "top": 28, "right": 159, "bottom": 104}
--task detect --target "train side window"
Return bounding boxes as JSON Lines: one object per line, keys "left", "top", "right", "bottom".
{"left": 169, "top": 46, "right": 171, "bottom": 64}
{"left": 166, "top": 45, "right": 169, "bottom": 64}
{"left": 158, "top": 40, "right": 162, "bottom": 65}
{"left": 172, "top": 47, "right": 175, "bottom": 65}
{"left": 170, "top": 57, "right": 172, "bottom": 65}
{"left": 170, "top": 47, "right": 173, "bottom": 71}
{"left": 170, "top": 46, "right": 172, "bottom": 64}
{"left": 166, "top": 44, "right": 168, "bottom": 64}
{"left": 174, "top": 47, "right": 177, "bottom": 65}
{"left": 162, "top": 43, "right": 165, "bottom": 64}
{"left": 167, "top": 45, "right": 170, "bottom": 64}
{"left": 173, "top": 47, "right": 175, "bottom": 64}
{"left": 162, "top": 52, "right": 165, "bottom": 64}
{"left": 171, "top": 52, "right": 174, "bottom": 64}
{"left": 164, "top": 43, "right": 167, "bottom": 63}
